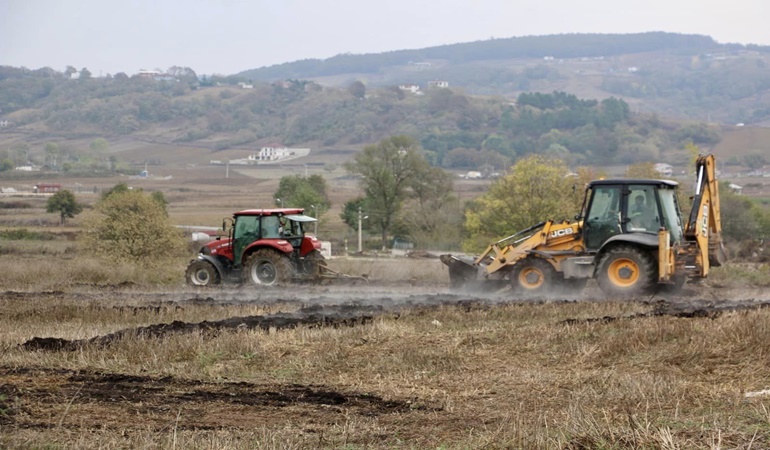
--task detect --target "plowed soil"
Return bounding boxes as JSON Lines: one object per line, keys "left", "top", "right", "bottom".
{"left": 2, "top": 282, "right": 770, "bottom": 447}
{"left": 0, "top": 366, "right": 414, "bottom": 431}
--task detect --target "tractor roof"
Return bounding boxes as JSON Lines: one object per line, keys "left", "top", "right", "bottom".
{"left": 587, "top": 179, "right": 678, "bottom": 188}
{"left": 234, "top": 208, "right": 304, "bottom": 216}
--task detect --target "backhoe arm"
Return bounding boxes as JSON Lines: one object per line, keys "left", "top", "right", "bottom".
{"left": 684, "top": 154, "right": 726, "bottom": 273}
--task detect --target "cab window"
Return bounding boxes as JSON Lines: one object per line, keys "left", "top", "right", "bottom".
{"left": 625, "top": 185, "right": 660, "bottom": 233}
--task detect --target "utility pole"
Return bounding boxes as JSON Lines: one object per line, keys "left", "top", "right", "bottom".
{"left": 310, "top": 204, "right": 318, "bottom": 235}
{"left": 357, "top": 207, "right": 363, "bottom": 253}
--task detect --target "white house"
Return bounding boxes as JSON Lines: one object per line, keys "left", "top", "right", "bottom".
{"left": 248, "top": 147, "right": 294, "bottom": 162}
{"left": 398, "top": 84, "right": 420, "bottom": 94}
{"left": 654, "top": 163, "right": 673, "bottom": 177}
{"left": 428, "top": 80, "right": 449, "bottom": 89}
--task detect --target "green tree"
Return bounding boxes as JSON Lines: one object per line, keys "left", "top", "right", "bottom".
{"left": 345, "top": 135, "right": 430, "bottom": 249}
{"left": 340, "top": 197, "right": 371, "bottom": 232}
{"left": 273, "top": 174, "right": 331, "bottom": 214}
{"left": 89, "top": 138, "right": 109, "bottom": 154}
{"left": 348, "top": 80, "right": 366, "bottom": 99}
{"left": 101, "top": 182, "right": 130, "bottom": 200}
{"left": 401, "top": 166, "right": 462, "bottom": 249}
{"left": 625, "top": 161, "right": 660, "bottom": 178}
{"left": 46, "top": 189, "right": 83, "bottom": 225}
{"left": 150, "top": 191, "right": 169, "bottom": 216}
{"left": 44, "top": 142, "right": 59, "bottom": 168}
{"left": 463, "top": 155, "right": 576, "bottom": 252}
{"left": 81, "top": 190, "right": 186, "bottom": 263}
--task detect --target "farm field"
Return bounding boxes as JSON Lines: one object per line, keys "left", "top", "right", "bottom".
{"left": 2, "top": 146, "right": 770, "bottom": 448}
{"left": 2, "top": 275, "right": 770, "bottom": 449}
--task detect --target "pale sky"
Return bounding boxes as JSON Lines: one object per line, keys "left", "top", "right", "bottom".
{"left": 2, "top": 0, "right": 768, "bottom": 76}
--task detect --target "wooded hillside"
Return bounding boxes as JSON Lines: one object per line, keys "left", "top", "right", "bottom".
{"left": 240, "top": 32, "right": 770, "bottom": 126}
{"left": 1, "top": 32, "right": 769, "bottom": 174}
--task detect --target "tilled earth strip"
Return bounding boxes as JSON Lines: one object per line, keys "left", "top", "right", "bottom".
{"left": 0, "top": 367, "right": 421, "bottom": 431}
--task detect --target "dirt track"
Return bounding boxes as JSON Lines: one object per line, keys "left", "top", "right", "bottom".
{"left": 3, "top": 282, "right": 770, "bottom": 444}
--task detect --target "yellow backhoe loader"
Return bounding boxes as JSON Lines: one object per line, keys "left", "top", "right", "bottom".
{"left": 440, "top": 154, "right": 726, "bottom": 296}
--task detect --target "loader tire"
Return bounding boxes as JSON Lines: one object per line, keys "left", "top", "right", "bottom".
{"left": 510, "top": 258, "right": 556, "bottom": 295}
{"left": 245, "top": 249, "right": 293, "bottom": 286}
{"left": 596, "top": 245, "right": 656, "bottom": 297}
{"left": 185, "top": 260, "right": 221, "bottom": 287}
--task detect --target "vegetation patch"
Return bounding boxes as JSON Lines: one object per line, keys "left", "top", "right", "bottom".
{"left": 0, "top": 201, "right": 32, "bottom": 209}
{"left": 0, "top": 228, "right": 56, "bottom": 241}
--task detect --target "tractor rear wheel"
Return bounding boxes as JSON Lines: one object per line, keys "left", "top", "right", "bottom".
{"left": 304, "top": 250, "right": 327, "bottom": 279}
{"left": 185, "top": 260, "right": 221, "bottom": 287}
{"left": 596, "top": 245, "right": 656, "bottom": 297}
{"left": 510, "top": 258, "right": 556, "bottom": 295}
{"left": 245, "top": 249, "right": 293, "bottom": 286}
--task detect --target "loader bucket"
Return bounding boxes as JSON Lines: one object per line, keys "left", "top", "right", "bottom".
{"left": 440, "top": 254, "right": 479, "bottom": 289}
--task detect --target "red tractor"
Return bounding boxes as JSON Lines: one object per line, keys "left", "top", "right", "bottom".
{"left": 185, "top": 208, "right": 325, "bottom": 287}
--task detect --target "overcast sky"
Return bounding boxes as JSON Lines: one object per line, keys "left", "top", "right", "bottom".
{"left": 2, "top": 0, "right": 768, "bottom": 76}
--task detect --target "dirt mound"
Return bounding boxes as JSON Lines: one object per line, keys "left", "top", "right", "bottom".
{"left": 0, "top": 366, "right": 419, "bottom": 431}
{"left": 22, "top": 304, "right": 381, "bottom": 352}
{"left": 559, "top": 298, "right": 770, "bottom": 325}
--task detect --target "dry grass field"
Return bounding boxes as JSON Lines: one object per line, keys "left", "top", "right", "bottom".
{"left": 2, "top": 277, "right": 770, "bottom": 449}
{"left": 2, "top": 165, "right": 770, "bottom": 449}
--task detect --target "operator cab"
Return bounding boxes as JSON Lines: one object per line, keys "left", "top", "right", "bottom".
{"left": 581, "top": 179, "right": 683, "bottom": 251}
{"left": 230, "top": 209, "right": 317, "bottom": 265}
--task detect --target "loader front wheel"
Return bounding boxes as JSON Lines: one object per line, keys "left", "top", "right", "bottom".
{"left": 510, "top": 258, "right": 555, "bottom": 295}
{"left": 245, "top": 249, "right": 293, "bottom": 286}
{"left": 596, "top": 245, "right": 656, "bottom": 297}
{"left": 185, "top": 260, "right": 220, "bottom": 287}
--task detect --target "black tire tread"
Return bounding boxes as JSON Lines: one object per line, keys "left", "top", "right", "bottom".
{"left": 185, "top": 260, "right": 220, "bottom": 287}
{"left": 510, "top": 257, "right": 556, "bottom": 295}
{"left": 596, "top": 245, "right": 656, "bottom": 297}
{"left": 244, "top": 249, "right": 294, "bottom": 286}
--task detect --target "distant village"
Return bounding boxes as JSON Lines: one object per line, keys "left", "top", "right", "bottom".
{"left": 209, "top": 146, "right": 311, "bottom": 166}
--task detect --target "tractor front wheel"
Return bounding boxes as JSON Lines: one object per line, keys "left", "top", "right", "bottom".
{"left": 245, "top": 249, "right": 293, "bottom": 286}
{"left": 185, "top": 260, "right": 221, "bottom": 287}
{"left": 510, "top": 258, "right": 556, "bottom": 296}
{"left": 596, "top": 245, "right": 656, "bottom": 297}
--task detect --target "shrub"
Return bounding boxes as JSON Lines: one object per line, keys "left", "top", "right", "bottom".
{"left": 80, "top": 189, "right": 187, "bottom": 265}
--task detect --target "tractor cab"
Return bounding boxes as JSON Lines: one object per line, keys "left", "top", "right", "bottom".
{"left": 230, "top": 209, "right": 318, "bottom": 265}
{"left": 581, "top": 179, "right": 683, "bottom": 251}
{"left": 186, "top": 207, "right": 335, "bottom": 287}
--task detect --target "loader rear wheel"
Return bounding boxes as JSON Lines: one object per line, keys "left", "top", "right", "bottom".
{"left": 596, "top": 245, "right": 656, "bottom": 297}
{"left": 185, "top": 260, "right": 220, "bottom": 287}
{"left": 510, "top": 258, "right": 555, "bottom": 295}
{"left": 245, "top": 249, "right": 293, "bottom": 286}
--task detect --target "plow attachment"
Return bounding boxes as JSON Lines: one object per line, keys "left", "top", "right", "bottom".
{"left": 317, "top": 264, "right": 369, "bottom": 284}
